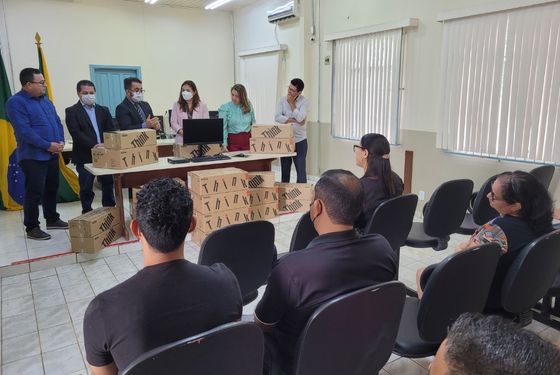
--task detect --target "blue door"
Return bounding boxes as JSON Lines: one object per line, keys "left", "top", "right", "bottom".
{"left": 90, "top": 65, "right": 142, "bottom": 117}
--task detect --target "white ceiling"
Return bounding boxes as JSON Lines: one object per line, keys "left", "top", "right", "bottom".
{"left": 125, "top": 0, "right": 260, "bottom": 11}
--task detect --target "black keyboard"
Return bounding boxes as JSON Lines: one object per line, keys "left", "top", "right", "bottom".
{"left": 190, "top": 154, "right": 232, "bottom": 163}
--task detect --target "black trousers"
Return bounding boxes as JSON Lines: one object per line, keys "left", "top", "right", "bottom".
{"left": 76, "top": 164, "right": 115, "bottom": 213}
{"left": 281, "top": 139, "right": 308, "bottom": 183}
{"left": 20, "top": 157, "right": 60, "bottom": 231}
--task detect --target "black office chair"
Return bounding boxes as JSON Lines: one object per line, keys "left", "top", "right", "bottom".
{"left": 121, "top": 321, "right": 264, "bottom": 375}
{"left": 406, "top": 179, "right": 473, "bottom": 250}
{"left": 393, "top": 243, "right": 501, "bottom": 358}
{"left": 289, "top": 212, "right": 318, "bottom": 252}
{"left": 537, "top": 271, "right": 560, "bottom": 330}
{"left": 282, "top": 281, "right": 406, "bottom": 375}
{"left": 489, "top": 229, "right": 560, "bottom": 326}
{"left": 457, "top": 175, "right": 499, "bottom": 235}
{"left": 364, "top": 194, "right": 418, "bottom": 277}
{"left": 529, "top": 165, "right": 555, "bottom": 190}
{"left": 198, "top": 221, "right": 276, "bottom": 305}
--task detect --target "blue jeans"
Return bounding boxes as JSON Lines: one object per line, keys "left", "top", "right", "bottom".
{"left": 281, "top": 139, "right": 308, "bottom": 183}
{"left": 20, "top": 157, "right": 60, "bottom": 231}
{"left": 76, "top": 164, "right": 115, "bottom": 213}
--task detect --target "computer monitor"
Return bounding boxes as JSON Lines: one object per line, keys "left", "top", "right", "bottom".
{"left": 182, "top": 118, "right": 224, "bottom": 145}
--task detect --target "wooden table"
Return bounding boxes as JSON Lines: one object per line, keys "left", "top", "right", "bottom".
{"left": 85, "top": 152, "right": 295, "bottom": 240}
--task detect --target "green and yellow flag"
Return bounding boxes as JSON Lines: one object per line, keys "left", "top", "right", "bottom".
{"left": 0, "top": 50, "right": 24, "bottom": 210}
{"left": 35, "top": 33, "right": 80, "bottom": 202}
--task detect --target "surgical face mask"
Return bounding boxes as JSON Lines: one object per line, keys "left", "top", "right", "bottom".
{"left": 182, "top": 90, "right": 193, "bottom": 101}
{"left": 131, "top": 91, "right": 143, "bottom": 103}
{"left": 80, "top": 94, "right": 96, "bottom": 106}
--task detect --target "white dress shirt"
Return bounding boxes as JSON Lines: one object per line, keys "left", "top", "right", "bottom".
{"left": 275, "top": 95, "right": 309, "bottom": 143}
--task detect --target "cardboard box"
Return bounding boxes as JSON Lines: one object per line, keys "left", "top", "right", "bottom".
{"left": 276, "top": 183, "right": 314, "bottom": 201}
{"left": 69, "top": 207, "right": 120, "bottom": 238}
{"left": 251, "top": 203, "right": 279, "bottom": 221}
{"left": 250, "top": 138, "right": 295, "bottom": 154}
{"left": 70, "top": 224, "right": 120, "bottom": 253}
{"left": 194, "top": 207, "right": 252, "bottom": 233}
{"left": 279, "top": 199, "right": 312, "bottom": 214}
{"left": 252, "top": 124, "right": 294, "bottom": 139}
{"left": 92, "top": 145, "right": 158, "bottom": 169}
{"left": 191, "top": 228, "right": 209, "bottom": 246}
{"left": 189, "top": 168, "right": 248, "bottom": 195}
{"left": 248, "top": 171, "right": 276, "bottom": 188}
{"left": 249, "top": 188, "right": 279, "bottom": 206}
{"left": 193, "top": 190, "right": 250, "bottom": 215}
{"left": 103, "top": 129, "right": 157, "bottom": 150}
{"left": 174, "top": 143, "right": 222, "bottom": 158}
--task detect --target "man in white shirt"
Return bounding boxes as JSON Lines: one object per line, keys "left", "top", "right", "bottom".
{"left": 275, "top": 78, "right": 309, "bottom": 183}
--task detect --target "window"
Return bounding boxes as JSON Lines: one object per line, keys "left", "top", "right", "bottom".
{"left": 331, "top": 29, "right": 403, "bottom": 143}
{"left": 439, "top": 1, "right": 560, "bottom": 164}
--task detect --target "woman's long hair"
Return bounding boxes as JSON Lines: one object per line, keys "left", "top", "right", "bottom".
{"left": 360, "top": 133, "right": 398, "bottom": 197}
{"left": 231, "top": 84, "right": 251, "bottom": 114}
{"left": 178, "top": 80, "right": 201, "bottom": 114}
{"left": 494, "top": 171, "right": 553, "bottom": 235}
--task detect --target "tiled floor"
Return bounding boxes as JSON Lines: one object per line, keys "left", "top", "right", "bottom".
{"left": 0, "top": 167, "right": 559, "bottom": 374}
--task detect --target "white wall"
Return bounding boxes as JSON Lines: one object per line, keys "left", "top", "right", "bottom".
{"left": 0, "top": 0, "right": 234, "bottom": 120}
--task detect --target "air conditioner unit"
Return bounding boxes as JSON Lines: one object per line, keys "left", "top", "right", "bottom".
{"left": 267, "top": 1, "right": 298, "bottom": 23}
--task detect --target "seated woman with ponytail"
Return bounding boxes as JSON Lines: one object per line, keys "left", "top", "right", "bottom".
{"left": 353, "top": 133, "right": 404, "bottom": 232}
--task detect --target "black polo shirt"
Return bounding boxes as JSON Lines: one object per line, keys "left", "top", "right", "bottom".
{"left": 255, "top": 229, "right": 397, "bottom": 372}
{"left": 84, "top": 259, "right": 242, "bottom": 371}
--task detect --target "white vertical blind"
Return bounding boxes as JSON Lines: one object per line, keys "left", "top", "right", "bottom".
{"left": 331, "top": 29, "right": 403, "bottom": 143}
{"left": 439, "top": 1, "right": 560, "bottom": 164}
{"left": 240, "top": 51, "right": 282, "bottom": 124}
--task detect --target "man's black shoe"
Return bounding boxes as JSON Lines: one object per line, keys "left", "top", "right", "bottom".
{"left": 46, "top": 219, "right": 69, "bottom": 230}
{"left": 27, "top": 227, "right": 51, "bottom": 240}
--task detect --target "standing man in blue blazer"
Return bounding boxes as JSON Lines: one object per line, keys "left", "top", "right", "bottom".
{"left": 6, "top": 68, "right": 68, "bottom": 240}
{"left": 115, "top": 77, "right": 160, "bottom": 131}
{"left": 65, "top": 80, "right": 116, "bottom": 214}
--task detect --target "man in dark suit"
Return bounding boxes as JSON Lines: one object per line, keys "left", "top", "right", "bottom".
{"left": 115, "top": 77, "right": 160, "bottom": 131}
{"left": 66, "top": 80, "right": 116, "bottom": 214}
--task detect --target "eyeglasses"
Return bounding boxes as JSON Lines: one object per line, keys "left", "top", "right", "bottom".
{"left": 29, "top": 81, "right": 46, "bottom": 86}
{"left": 489, "top": 191, "right": 504, "bottom": 202}
{"left": 353, "top": 145, "right": 365, "bottom": 152}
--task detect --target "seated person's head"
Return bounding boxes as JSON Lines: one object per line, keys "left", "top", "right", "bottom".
{"left": 355, "top": 133, "right": 391, "bottom": 173}
{"left": 310, "top": 169, "right": 363, "bottom": 233}
{"left": 429, "top": 313, "right": 560, "bottom": 375}
{"left": 132, "top": 178, "right": 195, "bottom": 255}
{"left": 489, "top": 171, "right": 552, "bottom": 235}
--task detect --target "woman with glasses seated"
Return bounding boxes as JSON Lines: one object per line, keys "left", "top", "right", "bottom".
{"left": 353, "top": 133, "right": 404, "bottom": 232}
{"left": 416, "top": 171, "right": 553, "bottom": 308}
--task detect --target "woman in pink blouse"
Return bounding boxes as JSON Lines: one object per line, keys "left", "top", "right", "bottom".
{"left": 170, "top": 80, "right": 209, "bottom": 144}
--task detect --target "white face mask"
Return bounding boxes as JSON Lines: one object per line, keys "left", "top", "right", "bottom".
{"left": 182, "top": 90, "right": 193, "bottom": 101}
{"left": 132, "top": 91, "right": 143, "bottom": 103}
{"left": 80, "top": 94, "right": 96, "bottom": 106}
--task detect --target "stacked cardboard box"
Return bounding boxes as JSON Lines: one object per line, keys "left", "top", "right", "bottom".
{"left": 276, "top": 183, "right": 315, "bottom": 214}
{"left": 173, "top": 143, "right": 222, "bottom": 158}
{"left": 190, "top": 168, "right": 251, "bottom": 245}
{"left": 92, "top": 129, "right": 158, "bottom": 169}
{"left": 250, "top": 125, "right": 295, "bottom": 154}
{"left": 130, "top": 177, "right": 186, "bottom": 219}
{"left": 248, "top": 171, "right": 279, "bottom": 221}
{"left": 69, "top": 207, "right": 120, "bottom": 253}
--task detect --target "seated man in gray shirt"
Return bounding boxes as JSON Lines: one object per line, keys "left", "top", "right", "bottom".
{"left": 275, "top": 78, "right": 309, "bottom": 183}
{"left": 83, "top": 178, "right": 242, "bottom": 375}
{"left": 255, "top": 169, "right": 397, "bottom": 374}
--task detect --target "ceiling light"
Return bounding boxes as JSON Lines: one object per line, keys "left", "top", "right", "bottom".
{"left": 205, "top": 0, "right": 233, "bottom": 10}
{"left": 145, "top": 0, "right": 158, "bottom": 4}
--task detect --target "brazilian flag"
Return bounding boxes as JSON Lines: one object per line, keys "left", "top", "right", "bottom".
{"left": 35, "top": 33, "right": 80, "bottom": 202}
{"left": 0, "top": 51, "right": 24, "bottom": 210}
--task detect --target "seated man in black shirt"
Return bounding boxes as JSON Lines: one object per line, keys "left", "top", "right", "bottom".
{"left": 83, "top": 178, "right": 242, "bottom": 375}
{"left": 254, "top": 169, "right": 398, "bottom": 374}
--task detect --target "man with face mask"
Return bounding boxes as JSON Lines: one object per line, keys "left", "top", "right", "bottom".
{"left": 254, "top": 169, "right": 397, "bottom": 374}
{"left": 65, "top": 80, "right": 116, "bottom": 214}
{"left": 115, "top": 77, "right": 160, "bottom": 131}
